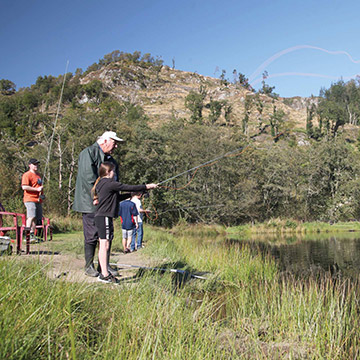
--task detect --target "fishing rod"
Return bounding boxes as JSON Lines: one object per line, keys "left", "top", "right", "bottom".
{"left": 158, "top": 144, "right": 249, "bottom": 185}
{"left": 44, "top": 60, "right": 69, "bottom": 180}
{"left": 105, "top": 262, "right": 211, "bottom": 280}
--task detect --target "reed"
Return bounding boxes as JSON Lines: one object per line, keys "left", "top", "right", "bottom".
{"left": 144, "top": 226, "right": 360, "bottom": 358}
{"left": 1, "top": 226, "right": 360, "bottom": 358}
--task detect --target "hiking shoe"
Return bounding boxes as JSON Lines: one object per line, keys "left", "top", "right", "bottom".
{"left": 85, "top": 264, "right": 99, "bottom": 277}
{"left": 98, "top": 273, "right": 119, "bottom": 284}
{"left": 97, "top": 264, "right": 119, "bottom": 277}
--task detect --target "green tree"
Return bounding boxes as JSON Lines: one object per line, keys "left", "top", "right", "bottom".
{"left": 306, "top": 103, "right": 316, "bottom": 138}
{"left": 238, "top": 72, "right": 253, "bottom": 91}
{"left": 184, "top": 86, "right": 207, "bottom": 124}
{"left": 269, "top": 105, "right": 285, "bottom": 141}
{"left": 208, "top": 99, "right": 225, "bottom": 124}
{"left": 0, "top": 79, "right": 16, "bottom": 95}
{"left": 82, "top": 80, "right": 104, "bottom": 104}
{"left": 242, "top": 96, "right": 253, "bottom": 135}
{"left": 317, "top": 99, "right": 346, "bottom": 137}
{"left": 219, "top": 70, "right": 228, "bottom": 86}
{"left": 259, "top": 71, "right": 278, "bottom": 98}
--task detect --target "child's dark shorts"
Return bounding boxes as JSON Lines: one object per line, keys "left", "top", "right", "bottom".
{"left": 94, "top": 216, "right": 114, "bottom": 240}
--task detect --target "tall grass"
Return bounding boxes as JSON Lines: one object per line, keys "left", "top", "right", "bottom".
{"left": 0, "top": 256, "right": 225, "bottom": 359}
{"left": 143, "top": 226, "right": 360, "bottom": 358}
{"left": 2, "top": 226, "right": 360, "bottom": 358}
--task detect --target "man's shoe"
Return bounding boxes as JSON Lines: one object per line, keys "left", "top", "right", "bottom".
{"left": 85, "top": 264, "right": 99, "bottom": 277}
{"left": 98, "top": 273, "right": 119, "bottom": 284}
{"left": 108, "top": 265, "right": 119, "bottom": 277}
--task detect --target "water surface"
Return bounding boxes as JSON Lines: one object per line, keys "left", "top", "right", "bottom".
{"left": 227, "top": 232, "right": 360, "bottom": 279}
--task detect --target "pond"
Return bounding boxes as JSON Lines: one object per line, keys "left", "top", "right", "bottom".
{"left": 227, "top": 231, "right": 360, "bottom": 279}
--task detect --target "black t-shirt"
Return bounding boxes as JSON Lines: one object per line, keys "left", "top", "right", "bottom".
{"left": 94, "top": 178, "right": 146, "bottom": 218}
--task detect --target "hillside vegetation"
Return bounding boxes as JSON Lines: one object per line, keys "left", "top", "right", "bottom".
{"left": 1, "top": 50, "right": 360, "bottom": 226}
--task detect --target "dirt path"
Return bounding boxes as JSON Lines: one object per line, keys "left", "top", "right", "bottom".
{"left": 17, "top": 241, "right": 153, "bottom": 284}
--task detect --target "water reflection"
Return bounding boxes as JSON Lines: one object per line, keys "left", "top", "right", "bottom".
{"left": 227, "top": 232, "right": 360, "bottom": 279}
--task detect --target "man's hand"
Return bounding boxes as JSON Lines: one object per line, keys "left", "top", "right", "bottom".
{"left": 146, "top": 183, "right": 158, "bottom": 190}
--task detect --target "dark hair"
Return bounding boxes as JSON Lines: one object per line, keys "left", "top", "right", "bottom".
{"left": 131, "top": 191, "right": 143, "bottom": 197}
{"left": 91, "top": 162, "right": 115, "bottom": 199}
{"left": 99, "top": 162, "right": 115, "bottom": 178}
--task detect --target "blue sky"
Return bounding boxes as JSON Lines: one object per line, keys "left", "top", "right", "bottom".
{"left": 1, "top": 0, "right": 360, "bottom": 97}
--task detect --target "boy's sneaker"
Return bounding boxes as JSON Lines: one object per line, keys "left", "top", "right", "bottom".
{"left": 98, "top": 273, "right": 119, "bottom": 284}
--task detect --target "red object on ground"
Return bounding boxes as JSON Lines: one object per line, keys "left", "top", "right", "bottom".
{"left": 0, "top": 211, "right": 52, "bottom": 254}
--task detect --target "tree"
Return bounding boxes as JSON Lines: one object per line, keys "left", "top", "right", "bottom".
{"left": 184, "top": 86, "right": 207, "bottom": 124}
{"left": 255, "top": 93, "right": 264, "bottom": 131}
{"left": 242, "top": 95, "right": 253, "bottom": 135}
{"left": 0, "top": 79, "right": 16, "bottom": 95}
{"left": 306, "top": 103, "right": 316, "bottom": 138}
{"left": 33, "top": 75, "right": 56, "bottom": 94}
{"left": 208, "top": 99, "right": 225, "bottom": 124}
{"left": 219, "top": 70, "right": 228, "bottom": 86}
{"left": 269, "top": 105, "right": 285, "bottom": 141}
{"left": 259, "top": 71, "right": 278, "bottom": 98}
{"left": 317, "top": 79, "right": 360, "bottom": 137}
{"left": 317, "top": 99, "right": 346, "bottom": 138}
{"left": 238, "top": 72, "right": 253, "bottom": 91}
{"left": 224, "top": 103, "right": 232, "bottom": 124}
{"left": 82, "top": 80, "right": 104, "bottom": 104}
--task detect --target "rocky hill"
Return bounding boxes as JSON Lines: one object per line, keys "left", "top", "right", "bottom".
{"left": 79, "top": 63, "right": 310, "bottom": 135}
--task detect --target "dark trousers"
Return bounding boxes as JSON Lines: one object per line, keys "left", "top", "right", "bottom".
{"left": 82, "top": 213, "right": 98, "bottom": 247}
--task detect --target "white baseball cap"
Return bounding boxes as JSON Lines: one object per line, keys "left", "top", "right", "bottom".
{"left": 100, "top": 131, "right": 124, "bottom": 142}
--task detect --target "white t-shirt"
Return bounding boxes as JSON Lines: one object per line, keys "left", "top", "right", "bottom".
{"left": 130, "top": 196, "right": 143, "bottom": 223}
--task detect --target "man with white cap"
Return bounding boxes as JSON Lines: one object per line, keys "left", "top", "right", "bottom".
{"left": 73, "top": 131, "right": 124, "bottom": 277}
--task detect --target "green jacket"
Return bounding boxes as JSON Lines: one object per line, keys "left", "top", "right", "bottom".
{"left": 72, "top": 142, "right": 118, "bottom": 213}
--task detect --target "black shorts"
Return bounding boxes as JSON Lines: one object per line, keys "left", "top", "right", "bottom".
{"left": 94, "top": 216, "right": 114, "bottom": 240}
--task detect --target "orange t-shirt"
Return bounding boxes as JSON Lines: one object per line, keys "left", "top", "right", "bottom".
{"left": 22, "top": 171, "right": 43, "bottom": 203}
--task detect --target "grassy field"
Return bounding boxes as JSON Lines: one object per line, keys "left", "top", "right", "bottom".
{"left": 1, "top": 224, "right": 360, "bottom": 359}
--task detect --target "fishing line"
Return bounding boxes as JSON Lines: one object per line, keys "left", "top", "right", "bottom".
{"left": 250, "top": 72, "right": 341, "bottom": 87}
{"left": 145, "top": 145, "right": 250, "bottom": 220}
{"left": 249, "top": 44, "right": 360, "bottom": 84}
{"left": 145, "top": 132, "right": 284, "bottom": 221}
{"left": 158, "top": 145, "right": 251, "bottom": 186}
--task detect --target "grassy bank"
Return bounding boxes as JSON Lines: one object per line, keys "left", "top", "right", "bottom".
{"left": 226, "top": 218, "right": 360, "bottom": 238}
{"left": 1, "top": 225, "right": 360, "bottom": 358}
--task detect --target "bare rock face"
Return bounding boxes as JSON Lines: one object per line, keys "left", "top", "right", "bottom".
{"left": 282, "top": 96, "right": 319, "bottom": 111}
